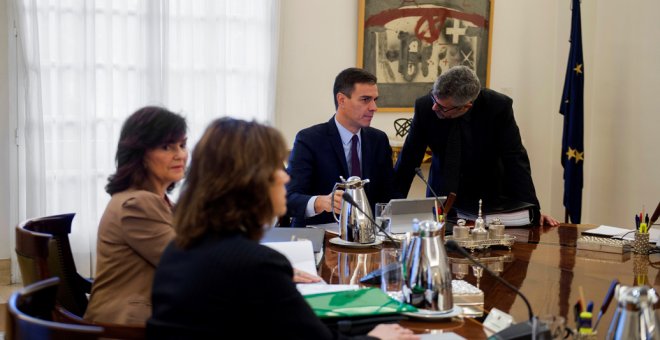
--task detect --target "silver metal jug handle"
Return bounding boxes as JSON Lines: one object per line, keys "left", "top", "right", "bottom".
{"left": 641, "top": 295, "right": 657, "bottom": 337}
{"left": 331, "top": 182, "right": 341, "bottom": 223}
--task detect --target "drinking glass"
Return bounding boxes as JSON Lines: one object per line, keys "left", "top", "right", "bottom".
{"left": 380, "top": 247, "right": 403, "bottom": 302}
{"left": 374, "top": 203, "right": 391, "bottom": 235}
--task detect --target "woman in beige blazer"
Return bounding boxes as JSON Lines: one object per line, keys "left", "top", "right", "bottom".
{"left": 84, "top": 106, "right": 187, "bottom": 326}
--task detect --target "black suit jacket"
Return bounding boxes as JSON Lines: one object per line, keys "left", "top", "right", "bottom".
{"left": 394, "top": 88, "right": 541, "bottom": 222}
{"left": 148, "top": 234, "right": 375, "bottom": 339}
{"left": 286, "top": 117, "right": 394, "bottom": 228}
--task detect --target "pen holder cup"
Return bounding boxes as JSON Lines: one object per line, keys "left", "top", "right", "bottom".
{"left": 633, "top": 232, "right": 651, "bottom": 255}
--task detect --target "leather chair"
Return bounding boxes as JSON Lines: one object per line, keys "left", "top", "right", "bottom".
{"left": 15, "top": 213, "right": 146, "bottom": 339}
{"left": 6, "top": 277, "right": 104, "bottom": 340}
{"left": 17, "top": 213, "right": 90, "bottom": 317}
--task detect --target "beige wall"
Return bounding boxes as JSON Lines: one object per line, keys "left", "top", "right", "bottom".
{"left": 275, "top": 0, "right": 660, "bottom": 229}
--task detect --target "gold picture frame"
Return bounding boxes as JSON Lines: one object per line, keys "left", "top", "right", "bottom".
{"left": 358, "top": 0, "right": 494, "bottom": 111}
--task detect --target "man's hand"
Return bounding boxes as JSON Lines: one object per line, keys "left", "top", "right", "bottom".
{"left": 539, "top": 213, "right": 560, "bottom": 226}
{"left": 314, "top": 190, "right": 343, "bottom": 214}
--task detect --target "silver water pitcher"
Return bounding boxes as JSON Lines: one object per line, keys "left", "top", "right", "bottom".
{"left": 607, "top": 285, "right": 660, "bottom": 340}
{"left": 332, "top": 176, "right": 375, "bottom": 244}
{"left": 400, "top": 220, "right": 453, "bottom": 311}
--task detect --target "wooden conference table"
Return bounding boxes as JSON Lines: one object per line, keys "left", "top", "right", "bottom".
{"left": 316, "top": 224, "right": 660, "bottom": 338}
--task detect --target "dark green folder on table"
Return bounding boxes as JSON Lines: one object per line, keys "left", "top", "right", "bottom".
{"left": 304, "top": 288, "right": 416, "bottom": 318}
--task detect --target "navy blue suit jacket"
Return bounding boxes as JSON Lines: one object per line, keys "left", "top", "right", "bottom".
{"left": 286, "top": 117, "right": 394, "bottom": 228}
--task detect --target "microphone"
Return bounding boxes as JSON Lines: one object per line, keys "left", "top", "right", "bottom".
{"left": 445, "top": 240, "right": 551, "bottom": 339}
{"left": 341, "top": 192, "right": 397, "bottom": 244}
{"left": 414, "top": 167, "right": 447, "bottom": 215}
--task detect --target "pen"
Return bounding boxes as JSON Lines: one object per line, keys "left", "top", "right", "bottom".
{"left": 586, "top": 300, "right": 593, "bottom": 313}
{"left": 640, "top": 222, "right": 648, "bottom": 234}
{"left": 573, "top": 301, "right": 582, "bottom": 328}
{"left": 443, "top": 192, "right": 457, "bottom": 221}
{"left": 650, "top": 201, "right": 660, "bottom": 226}
{"left": 636, "top": 215, "right": 640, "bottom": 230}
{"left": 593, "top": 279, "right": 619, "bottom": 331}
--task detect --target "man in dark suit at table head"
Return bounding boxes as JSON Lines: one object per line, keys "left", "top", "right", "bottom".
{"left": 285, "top": 67, "right": 395, "bottom": 228}
{"left": 394, "top": 65, "right": 558, "bottom": 226}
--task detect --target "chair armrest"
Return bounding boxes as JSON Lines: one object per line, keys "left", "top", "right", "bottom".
{"left": 76, "top": 274, "right": 92, "bottom": 293}
{"left": 54, "top": 305, "right": 146, "bottom": 339}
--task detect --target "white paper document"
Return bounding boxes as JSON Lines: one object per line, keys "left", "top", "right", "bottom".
{"left": 582, "top": 225, "right": 659, "bottom": 243}
{"left": 263, "top": 240, "right": 318, "bottom": 277}
{"left": 296, "top": 284, "right": 359, "bottom": 296}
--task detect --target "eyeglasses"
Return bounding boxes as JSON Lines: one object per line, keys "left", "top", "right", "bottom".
{"left": 430, "top": 92, "right": 461, "bottom": 113}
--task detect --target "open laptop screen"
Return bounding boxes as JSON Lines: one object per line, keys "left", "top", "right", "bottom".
{"left": 388, "top": 197, "right": 446, "bottom": 234}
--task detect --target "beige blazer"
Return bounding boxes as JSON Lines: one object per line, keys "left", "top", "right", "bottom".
{"left": 84, "top": 189, "right": 175, "bottom": 325}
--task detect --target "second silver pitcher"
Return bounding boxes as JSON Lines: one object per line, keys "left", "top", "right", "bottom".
{"left": 400, "top": 220, "right": 453, "bottom": 312}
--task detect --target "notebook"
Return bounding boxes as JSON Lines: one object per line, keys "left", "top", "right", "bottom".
{"left": 388, "top": 197, "right": 446, "bottom": 234}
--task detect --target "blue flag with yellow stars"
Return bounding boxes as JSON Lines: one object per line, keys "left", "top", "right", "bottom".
{"left": 559, "top": 0, "right": 584, "bottom": 223}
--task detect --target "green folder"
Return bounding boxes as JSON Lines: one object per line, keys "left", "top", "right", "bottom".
{"left": 304, "top": 288, "right": 417, "bottom": 318}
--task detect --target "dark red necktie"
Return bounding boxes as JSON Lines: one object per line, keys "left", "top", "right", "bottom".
{"left": 350, "top": 134, "right": 361, "bottom": 177}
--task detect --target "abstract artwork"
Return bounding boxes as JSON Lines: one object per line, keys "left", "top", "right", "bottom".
{"left": 358, "top": 0, "right": 493, "bottom": 111}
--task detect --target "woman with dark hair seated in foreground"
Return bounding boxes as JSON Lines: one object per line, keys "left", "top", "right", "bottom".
{"left": 85, "top": 106, "right": 187, "bottom": 325}
{"left": 148, "top": 118, "right": 418, "bottom": 339}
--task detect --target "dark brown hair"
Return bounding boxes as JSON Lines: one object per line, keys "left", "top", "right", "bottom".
{"left": 106, "top": 106, "right": 187, "bottom": 195}
{"left": 173, "top": 118, "right": 287, "bottom": 249}
{"left": 333, "top": 67, "right": 377, "bottom": 109}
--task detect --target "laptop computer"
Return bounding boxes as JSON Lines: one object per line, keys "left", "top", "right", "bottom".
{"left": 261, "top": 227, "right": 326, "bottom": 253}
{"left": 388, "top": 197, "right": 446, "bottom": 233}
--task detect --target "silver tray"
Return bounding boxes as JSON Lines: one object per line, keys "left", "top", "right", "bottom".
{"left": 445, "top": 234, "right": 516, "bottom": 251}
{"left": 401, "top": 305, "right": 463, "bottom": 320}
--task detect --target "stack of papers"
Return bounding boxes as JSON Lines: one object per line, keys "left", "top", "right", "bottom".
{"left": 457, "top": 210, "right": 531, "bottom": 227}
{"left": 455, "top": 198, "right": 535, "bottom": 227}
{"left": 582, "top": 225, "right": 660, "bottom": 243}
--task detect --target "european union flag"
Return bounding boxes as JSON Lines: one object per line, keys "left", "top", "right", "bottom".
{"left": 559, "top": 0, "right": 584, "bottom": 223}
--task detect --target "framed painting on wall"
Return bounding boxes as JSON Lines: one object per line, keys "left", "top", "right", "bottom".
{"left": 358, "top": 0, "right": 493, "bottom": 111}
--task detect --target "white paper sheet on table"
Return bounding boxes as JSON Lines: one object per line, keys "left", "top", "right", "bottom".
{"left": 296, "top": 284, "right": 359, "bottom": 296}
{"left": 263, "top": 240, "right": 318, "bottom": 276}
{"left": 582, "top": 225, "right": 660, "bottom": 243}
{"left": 263, "top": 240, "right": 361, "bottom": 295}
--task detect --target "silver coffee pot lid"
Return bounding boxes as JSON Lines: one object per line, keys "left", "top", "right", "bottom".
{"left": 617, "top": 286, "right": 658, "bottom": 308}
{"left": 338, "top": 176, "right": 370, "bottom": 189}
{"left": 417, "top": 220, "right": 443, "bottom": 237}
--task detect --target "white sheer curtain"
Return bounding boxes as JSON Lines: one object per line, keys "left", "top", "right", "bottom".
{"left": 9, "top": 0, "right": 280, "bottom": 280}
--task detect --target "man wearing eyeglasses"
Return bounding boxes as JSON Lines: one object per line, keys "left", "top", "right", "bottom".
{"left": 394, "top": 66, "right": 558, "bottom": 226}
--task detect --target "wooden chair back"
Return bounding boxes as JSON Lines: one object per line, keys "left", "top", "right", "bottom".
{"left": 17, "top": 213, "right": 91, "bottom": 316}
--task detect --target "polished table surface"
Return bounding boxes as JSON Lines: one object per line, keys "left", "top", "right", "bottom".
{"left": 317, "top": 224, "right": 660, "bottom": 338}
